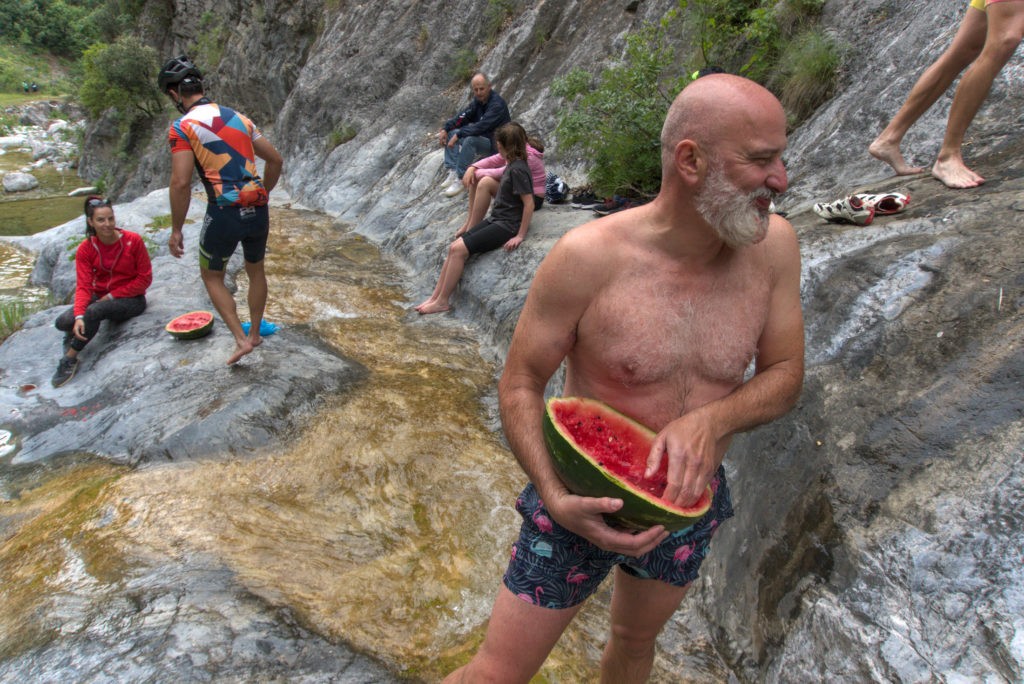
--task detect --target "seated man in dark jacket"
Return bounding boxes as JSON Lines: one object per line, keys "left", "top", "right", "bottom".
{"left": 438, "top": 72, "right": 511, "bottom": 197}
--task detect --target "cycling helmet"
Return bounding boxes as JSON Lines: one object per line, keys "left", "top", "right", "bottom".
{"left": 158, "top": 55, "right": 203, "bottom": 94}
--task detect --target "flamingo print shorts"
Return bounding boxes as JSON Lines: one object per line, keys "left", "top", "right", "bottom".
{"left": 502, "top": 467, "right": 734, "bottom": 609}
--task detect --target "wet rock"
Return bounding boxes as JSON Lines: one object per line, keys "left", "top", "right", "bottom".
{"left": 2, "top": 171, "right": 39, "bottom": 192}
{"left": 0, "top": 553, "right": 399, "bottom": 682}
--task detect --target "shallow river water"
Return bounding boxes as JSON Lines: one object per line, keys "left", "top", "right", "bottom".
{"left": 0, "top": 206, "right": 705, "bottom": 682}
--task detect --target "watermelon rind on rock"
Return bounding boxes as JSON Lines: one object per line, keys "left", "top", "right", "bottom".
{"left": 165, "top": 310, "right": 215, "bottom": 340}
{"left": 542, "top": 396, "right": 713, "bottom": 531}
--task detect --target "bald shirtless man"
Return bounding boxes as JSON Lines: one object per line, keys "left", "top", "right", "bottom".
{"left": 444, "top": 74, "right": 804, "bottom": 683}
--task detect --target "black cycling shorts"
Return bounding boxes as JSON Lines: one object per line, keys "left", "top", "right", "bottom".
{"left": 198, "top": 204, "right": 270, "bottom": 271}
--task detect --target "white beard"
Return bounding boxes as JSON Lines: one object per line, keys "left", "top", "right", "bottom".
{"left": 695, "top": 163, "right": 772, "bottom": 248}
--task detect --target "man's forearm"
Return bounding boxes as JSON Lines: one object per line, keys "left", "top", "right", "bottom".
{"left": 169, "top": 184, "right": 191, "bottom": 232}
{"left": 706, "top": 361, "right": 803, "bottom": 439}
{"left": 498, "top": 379, "right": 568, "bottom": 501}
{"left": 262, "top": 160, "right": 282, "bottom": 193}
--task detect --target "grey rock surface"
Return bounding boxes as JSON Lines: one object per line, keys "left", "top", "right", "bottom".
{"left": 0, "top": 550, "right": 399, "bottom": 682}
{"left": 2, "top": 171, "right": 39, "bottom": 193}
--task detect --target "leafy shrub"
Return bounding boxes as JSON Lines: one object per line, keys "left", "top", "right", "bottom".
{"left": 553, "top": 0, "right": 839, "bottom": 195}
{"left": 78, "top": 36, "right": 162, "bottom": 118}
{"left": 449, "top": 48, "right": 478, "bottom": 85}
{"left": 552, "top": 18, "right": 687, "bottom": 198}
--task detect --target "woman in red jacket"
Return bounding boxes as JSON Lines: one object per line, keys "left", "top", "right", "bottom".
{"left": 51, "top": 196, "right": 153, "bottom": 387}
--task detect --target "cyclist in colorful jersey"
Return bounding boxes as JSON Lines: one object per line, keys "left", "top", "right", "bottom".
{"left": 158, "top": 55, "right": 284, "bottom": 365}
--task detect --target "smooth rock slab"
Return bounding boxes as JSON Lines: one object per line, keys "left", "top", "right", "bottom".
{"left": 3, "top": 171, "right": 39, "bottom": 192}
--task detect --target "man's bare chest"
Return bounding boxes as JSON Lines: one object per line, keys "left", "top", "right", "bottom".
{"left": 577, "top": 265, "right": 771, "bottom": 388}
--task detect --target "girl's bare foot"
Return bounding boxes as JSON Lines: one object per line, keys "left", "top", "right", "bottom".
{"left": 869, "top": 138, "right": 924, "bottom": 175}
{"left": 932, "top": 157, "right": 984, "bottom": 188}
{"left": 414, "top": 298, "right": 436, "bottom": 313}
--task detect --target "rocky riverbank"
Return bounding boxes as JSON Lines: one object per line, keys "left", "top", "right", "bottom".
{"left": 0, "top": 99, "right": 84, "bottom": 193}
{"left": 3, "top": 0, "right": 1023, "bottom": 679}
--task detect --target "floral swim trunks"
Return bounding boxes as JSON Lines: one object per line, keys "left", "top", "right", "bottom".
{"left": 502, "top": 466, "right": 735, "bottom": 609}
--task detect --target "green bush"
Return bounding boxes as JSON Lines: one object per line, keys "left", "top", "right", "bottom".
{"left": 552, "top": 18, "right": 688, "bottom": 198}
{"left": 192, "top": 10, "right": 232, "bottom": 70}
{"left": 449, "top": 48, "right": 478, "bottom": 85}
{"left": 772, "top": 29, "right": 841, "bottom": 126}
{"left": 0, "top": 300, "right": 29, "bottom": 342}
{"left": 0, "top": 295, "right": 56, "bottom": 343}
{"left": 327, "top": 123, "right": 358, "bottom": 150}
{"left": 485, "top": 0, "right": 517, "bottom": 39}
{"left": 78, "top": 36, "right": 162, "bottom": 118}
{"left": 553, "top": 0, "right": 839, "bottom": 196}
{"left": 0, "top": 0, "right": 102, "bottom": 58}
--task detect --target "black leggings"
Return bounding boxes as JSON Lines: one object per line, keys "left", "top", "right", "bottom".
{"left": 55, "top": 295, "right": 147, "bottom": 352}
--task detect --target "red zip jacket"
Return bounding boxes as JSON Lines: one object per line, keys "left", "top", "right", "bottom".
{"left": 73, "top": 229, "right": 153, "bottom": 317}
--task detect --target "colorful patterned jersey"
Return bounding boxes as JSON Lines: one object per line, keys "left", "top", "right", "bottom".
{"left": 168, "top": 101, "right": 269, "bottom": 208}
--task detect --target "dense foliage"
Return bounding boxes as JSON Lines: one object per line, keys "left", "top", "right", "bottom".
{"left": 79, "top": 36, "right": 162, "bottom": 118}
{"left": 553, "top": 0, "right": 838, "bottom": 198}
{"left": 552, "top": 19, "right": 685, "bottom": 199}
{"left": 0, "top": 0, "right": 148, "bottom": 96}
{"left": 0, "top": 0, "right": 137, "bottom": 58}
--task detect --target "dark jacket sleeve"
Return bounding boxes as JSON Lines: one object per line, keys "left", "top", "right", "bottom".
{"left": 443, "top": 105, "right": 474, "bottom": 132}
{"left": 458, "top": 91, "right": 511, "bottom": 140}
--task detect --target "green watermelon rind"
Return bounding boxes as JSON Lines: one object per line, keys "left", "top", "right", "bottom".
{"left": 542, "top": 396, "right": 713, "bottom": 531}
{"left": 165, "top": 310, "right": 214, "bottom": 340}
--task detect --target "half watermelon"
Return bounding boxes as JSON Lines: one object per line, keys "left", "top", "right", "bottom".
{"left": 165, "top": 310, "right": 214, "bottom": 340}
{"left": 542, "top": 396, "right": 713, "bottom": 531}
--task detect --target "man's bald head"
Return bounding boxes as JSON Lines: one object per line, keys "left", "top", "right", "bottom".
{"left": 471, "top": 73, "right": 492, "bottom": 102}
{"left": 660, "top": 74, "right": 785, "bottom": 169}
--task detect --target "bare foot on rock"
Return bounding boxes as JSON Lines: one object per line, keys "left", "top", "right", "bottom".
{"left": 227, "top": 339, "right": 256, "bottom": 365}
{"left": 869, "top": 138, "right": 924, "bottom": 175}
{"left": 416, "top": 301, "right": 451, "bottom": 315}
{"left": 932, "top": 157, "right": 985, "bottom": 188}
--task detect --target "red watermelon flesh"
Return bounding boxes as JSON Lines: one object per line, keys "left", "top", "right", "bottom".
{"left": 551, "top": 401, "right": 668, "bottom": 497}
{"left": 165, "top": 310, "right": 214, "bottom": 340}
{"left": 543, "top": 396, "right": 712, "bottom": 530}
